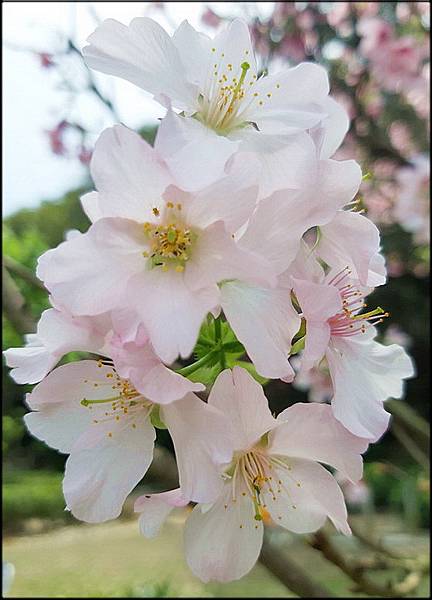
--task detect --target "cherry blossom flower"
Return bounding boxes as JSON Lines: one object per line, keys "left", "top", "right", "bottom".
{"left": 135, "top": 367, "right": 369, "bottom": 582}
{"left": 290, "top": 264, "right": 415, "bottom": 440}
{"left": 82, "top": 17, "right": 346, "bottom": 195}
{"left": 22, "top": 313, "right": 232, "bottom": 522}
{"left": 394, "top": 154, "right": 430, "bottom": 244}
{"left": 37, "top": 124, "right": 278, "bottom": 365}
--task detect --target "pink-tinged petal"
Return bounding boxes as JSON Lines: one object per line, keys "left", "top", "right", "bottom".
{"left": 244, "top": 63, "right": 330, "bottom": 133}
{"left": 63, "top": 411, "right": 155, "bottom": 523}
{"left": 154, "top": 108, "right": 239, "bottom": 192}
{"left": 172, "top": 20, "right": 211, "bottom": 89}
{"left": 4, "top": 308, "right": 108, "bottom": 385}
{"left": 128, "top": 269, "right": 220, "bottom": 363}
{"left": 282, "top": 241, "right": 325, "bottom": 284}
{"left": 230, "top": 130, "right": 317, "bottom": 199}
{"left": 4, "top": 345, "right": 57, "bottom": 386}
{"left": 211, "top": 18, "right": 257, "bottom": 82}
{"left": 90, "top": 125, "right": 172, "bottom": 222}
{"left": 23, "top": 361, "right": 115, "bottom": 453}
{"left": 111, "top": 340, "right": 204, "bottom": 404}
{"left": 184, "top": 159, "right": 260, "bottom": 233}
{"left": 221, "top": 281, "right": 300, "bottom": 381}
{"left": 302, "top": 322, "right": 332, "bottom": 372}
{"left": 185, "top": 221, "right": 276, "bottom": 292}
{"left": 37, "top": 218, "right": 145, "bottom": 316}
{"left": 262, "top": 458, "right": 350, "bottom": 535}
{"left": 269, "top": 403, "right": 369, "bottom": 482}
{"left": 161, "top": 394, "right": 233, "bottom": 503}
{"left": 327, "top": 337, "right": 415, "bottom": 441}
{"left": 208, "top": 367, "right": 277, "bottom": 451}
{"left": 135, "top": 488, "right": 188, "bottom": 538}
{"left": 313, "top": 96, "right": 350, "bottom": 160}
{"left": 184, "top": 481, "right": 263, "bottom": 583}
{"left": 83, "top": 18, "right": 199, "bottom": 112}
{"left": 317, "top": 211, "right": 387, "bottom": 287}
{"left": 239, "top": 191, "right": 316, "bottom": 275}
{"left": 80, "top": 192, "right": 103, "bottom": 223}
{"left": 292, "top": 278, "right": 342, "bottom": 321}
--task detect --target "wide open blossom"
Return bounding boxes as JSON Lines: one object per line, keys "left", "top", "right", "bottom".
{"left": 135, "top": 366, "right": 369, "bottom": 582}
{"left": 83, "top": 17, "right": 348, "bottom": 195}
{"left": 290, "top": 260, "right": 415, "bottom": 440}
{"left": 19, "top": 306, "right": 234, "bottom": 520}
{"left": 37, "top": 124, "right": 277, "bottom": 365}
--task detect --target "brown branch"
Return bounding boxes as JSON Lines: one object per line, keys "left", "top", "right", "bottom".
{"left": 3, "top": 255, "right": 46, "bottom": 291}
{"left": 311, "top": 530, "right": 423, "bottom": 597}
{"left": 260, "top": 531, "right": 333, "bottom": 597}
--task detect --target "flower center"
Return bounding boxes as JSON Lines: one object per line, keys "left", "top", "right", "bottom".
{"left": 327, "top": 267, "right": 389, "bottom": 337}
{"left": 142, "top": 202, "right": 196, "bottom": 273}
{"left": 80, "top": 359, "right": 152, "bottom": 437}
{"left": 198, "top": 60, "right": 256, "bottom": 133}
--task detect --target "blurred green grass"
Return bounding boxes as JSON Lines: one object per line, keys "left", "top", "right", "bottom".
{"left": 3, "top": 511, "right": 430, "bottom": 598}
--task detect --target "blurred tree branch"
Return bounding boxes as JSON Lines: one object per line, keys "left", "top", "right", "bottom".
{"left": 2, "top": 260, "right": 35, "bottom": 336}
{"left": 260, "top": 531, "right": 333, "bottom": 597}
{"left": 311, "top": 529, "right": 424, "bottom": 597}
{"left": 3, "top": 255, "right": 46, "bottom": 291}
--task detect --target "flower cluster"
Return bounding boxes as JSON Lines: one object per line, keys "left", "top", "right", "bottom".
{"left": 4, "top": 17, "right": 415, "bottom": 583}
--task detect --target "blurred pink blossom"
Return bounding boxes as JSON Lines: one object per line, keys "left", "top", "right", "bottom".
{"left": 201, "top": 7, "right": 222, "bottom": 28}
{"left": 394, "top": 155, "right": 430, "bottom": 244}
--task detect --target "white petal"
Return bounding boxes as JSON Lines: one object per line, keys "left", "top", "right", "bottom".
{"left": 128, "top": 269, "right": 220, "bottom": 363}
{"left": 317, "top": 211, "right": 386, "bottom": 287}
{"left": 314, "top": 96, "right": 350, "bottom": 159}
{"left": 172, "top": 20, "right": 211, "bottom": 89}
{"left": 262, "top": 458, "right": 350, "bottom": 535}
{"left": 327, "top": 336, "right": 415, "bottom": 440}
{"left": 63, "top": 411, "right": 155, "bottom": 523}
{"left": 83, "top": 18, "right": 199, "bottom": 111}
{"left": 161, "top": 394, "right": 233, "bottom": 503}
{"left": 221, "top": 281, "right": 300, "bottom": 381}
{"left": 185, "top": 221, "right": 276, "bottom": 291}
{"left": 112, "top": 340, "right": 204, "bottom": 404}
{"left": 269, "top": 403, "right": 368, "bottom": 481}
{"left": 230, "top": 130, "right": 317, "bottom": 199}
{"left": 184, "top": 481, "right": 263, "bottom": 582}
{"left": 80, "top": 192, "right": 103, "bottom": 223}
{"left": 135, "top": 488, "right": 188, "bottom": 538}
{"left": 208, "top": 367, "right": 278, "bottom": 451}
{"left": 90, "top": 125, "right": 172, "bottom": 222}
{"left": 23, "top": 361, "right": 115, "bottom": 453}
{"left": 37, "top": 218, "right": 145, "bottom": 316}
{"left": 154, "top": 108, "right": 239, "bottom": 192}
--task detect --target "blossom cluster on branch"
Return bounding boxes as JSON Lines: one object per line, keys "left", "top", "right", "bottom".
{"left": 4, "top": 16, "right": 415, "bottom": 583}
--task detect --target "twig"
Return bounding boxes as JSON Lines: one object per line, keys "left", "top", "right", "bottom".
{"left": 260, "top": 531, "right": 333, "bottom": 597}
{"left": 3, "top": 255, "right": 46, "bottom": 291}
{"left": 387, "top": 399, "right": 430, "bottom": 442}
{"left": 311, "top": 530, "right": 423, "bottom": 597}
{"left": 391, "top": 422, "right": 430, "bottom": 471}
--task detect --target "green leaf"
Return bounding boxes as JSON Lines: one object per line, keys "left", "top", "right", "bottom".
{"left": 290, "top": 336, "right": 305, "bottom": 356}
{"left": 227, "top": 359, "right": 269, "bottom": 386}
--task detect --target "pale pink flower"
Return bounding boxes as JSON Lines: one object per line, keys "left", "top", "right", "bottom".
{"left": 37, "top": 124, "right": 276, "bottom": 365}
{"left": 22, "top": 316, "right": 232, "bottom": 522}
{"left": 135, "top": 367, "right": 369, "bottom": 582}
{"left": 394, "top": 155, "right": 430, "bottom": 244}
{"left": 82, "top": 17, "right": 346, "bottom": 195}
{"left": 290, "top": 265, "right": 415, "bottom": 440}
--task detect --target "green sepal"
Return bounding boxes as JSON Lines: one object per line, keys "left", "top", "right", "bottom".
{"left": 150, "top": 406, "right": 167, "bottom": 430}
{"left": 226, "top": 359, "right": 269, "bottom": 386}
